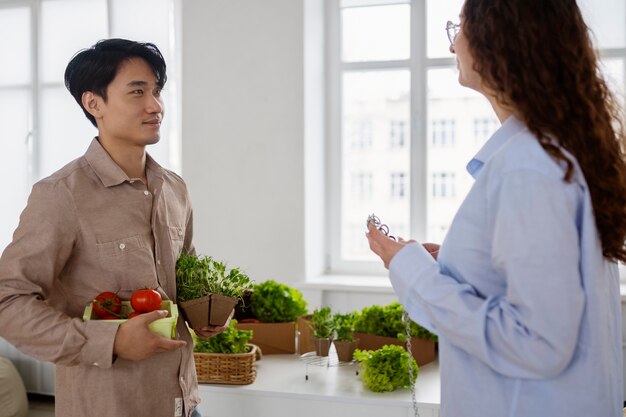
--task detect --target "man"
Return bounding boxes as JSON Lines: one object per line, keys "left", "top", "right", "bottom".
{"left": 0, "top": 39, "right": 219, "bottom": 417}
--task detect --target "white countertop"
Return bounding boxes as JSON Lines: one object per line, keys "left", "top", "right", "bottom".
{"left": 197, "top": 352, "right": 441, "bottom": 416}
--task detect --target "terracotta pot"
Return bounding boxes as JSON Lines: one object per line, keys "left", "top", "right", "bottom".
{"left": 333, "top": 339, "right": 359, "bottom": 362}
{"left": 314, "top": 337, "right": 332, "bottom": 357}
{"left": 353, "top": 332, "right": 437, "bottom": 366}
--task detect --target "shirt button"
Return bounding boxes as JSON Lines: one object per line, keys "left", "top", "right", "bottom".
{"left": 93, "top": 362, "right": 99, "bottom": 367}
{"left": 143, "top": 190, "right": 150, "bottom": 196}
{"left": 178, "top": 229, "right": 183, "bottom": 236}
{"left": 157, "top": 260, "right": 161, "bottom": 265}
{"left": 129, "top": 180, "right": 135, "bottom": 184}
{"left": 119, "top": 243, "right": 126, "bottom": 250}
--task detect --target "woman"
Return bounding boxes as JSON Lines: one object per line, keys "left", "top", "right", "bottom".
{"left": 367, "top": 1, "right": 626, "bottom": 416}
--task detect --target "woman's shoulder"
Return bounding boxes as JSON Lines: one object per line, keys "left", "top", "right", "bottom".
{"left": 489, "top": 129, "right": 571, "bottom": 181}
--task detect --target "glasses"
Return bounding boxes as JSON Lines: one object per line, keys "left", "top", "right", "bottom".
{"left": 446, "top": 21, "right": 461, "bottom": 45}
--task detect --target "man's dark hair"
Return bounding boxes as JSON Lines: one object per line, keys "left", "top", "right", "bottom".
{"left": 64, "top": 38, "right": 167, "bottom": 127}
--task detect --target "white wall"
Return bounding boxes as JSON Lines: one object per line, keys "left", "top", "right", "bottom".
{"left": 182, "top": 0, "right": 313, "bottom": 285}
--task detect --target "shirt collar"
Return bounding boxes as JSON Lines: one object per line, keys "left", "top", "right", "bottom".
{"left": 466, "top": 115, "right": 527, "bottom": 178}
{"left": 84, "top": 138, "right": 163, "bottom": 188}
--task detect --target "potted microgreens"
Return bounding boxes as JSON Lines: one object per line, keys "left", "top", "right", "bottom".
{"left": 309, "top": 307, "right": 334, "bottom": 357}
{"left": 235, "top": 280, "right": 308, "bottom": 354}
{"left": 332, "top": 311, "right": 359, "bottom": 362}
{"left": 176, "top": 253, "right": 253, "bottom": 329}
{"left": 353, "top": 302, "right": 437, "bottom": 366}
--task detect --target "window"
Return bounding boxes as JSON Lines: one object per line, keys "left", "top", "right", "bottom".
{"left": 473, "top": 118, "right": 499, "bottom": 145}
{"left": 0, "top": 0, "right": 181, "bottom": 251}
{"left": 351, "top": 171, "right": 373, "bottom": 200}
{"left": 327, "top": 0, "right": 626, "bottom": 274}
{"left": 350, "top": 120, "right": 373, "bottom": 149}
{"left": 431, "top": 119, "right": 456, "bottom": 146}
{"left": 431, "top": 172, "right": 456, "bottom": 198}
{"left": 390, "top": 120, "right": 407, "bottom": 148}
{"left": 390, "top": 172, "right": 407, "bottom": 199}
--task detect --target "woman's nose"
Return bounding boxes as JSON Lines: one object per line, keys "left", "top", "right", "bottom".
{"left": 449, "top": 44, "right": 455, "bottom": 54}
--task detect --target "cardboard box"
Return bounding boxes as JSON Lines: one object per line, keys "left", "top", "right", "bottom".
{"left": 83, "top": 300, "right": 178, "bottom": 339}
{"left": 236, "top": 322, "right": 296, "bottom": 354}
{"left": 354, "top": 332, "right": 436, "bottom": 366}
{"left": 296, "top": 315, "right": 316, "bottom": 355}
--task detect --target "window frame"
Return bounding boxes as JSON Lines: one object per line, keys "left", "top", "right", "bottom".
{"left": 326, "top": 0, "right": 626, "bottom": 276}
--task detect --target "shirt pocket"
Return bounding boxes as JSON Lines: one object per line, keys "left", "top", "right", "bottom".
{"left": 168, "top": 225, "right": 185, "bottom": 257}
{"left": 96, "top": 235, "right": 157, "bottom": 293}
{"left": 96, "top": 235, "right": 145, "bottom": 257}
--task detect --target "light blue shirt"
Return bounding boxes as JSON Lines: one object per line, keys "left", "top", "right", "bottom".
{"left": 389, "top": 116, "right": 623, "bottom": 417}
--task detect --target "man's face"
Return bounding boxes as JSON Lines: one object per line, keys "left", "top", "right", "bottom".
{"left": 95, "top": 58, "right": 164, "bottom": 148}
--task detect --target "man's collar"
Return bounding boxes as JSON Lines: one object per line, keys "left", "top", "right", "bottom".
{"left": 466, "top": 115, "right": 526, "bottom": 178}
{"left": 84, "top": 138, "right": 163, "bottom": 187}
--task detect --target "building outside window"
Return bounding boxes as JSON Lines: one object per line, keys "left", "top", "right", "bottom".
{"left": 473, "top": 118, "right": 499, "bottom": 145}
{"left": 390, "top": 120, "right": 407, "bottom": 148}
{"left": 431, "top": 119, "right": 456, "bottom": 147}
{"left": 390, "top": 171, "right": 407, "bottom": 199}
{"left": 351, "top": 171, "right": 373, "bottom": 200}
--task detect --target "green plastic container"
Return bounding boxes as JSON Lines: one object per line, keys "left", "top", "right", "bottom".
{"left": 82, "top": 300, "right": 178, "bottom": 339}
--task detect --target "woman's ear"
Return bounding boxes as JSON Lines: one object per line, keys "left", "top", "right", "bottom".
{"left": 81, "top": 91, "right": 101, "bottom": 119}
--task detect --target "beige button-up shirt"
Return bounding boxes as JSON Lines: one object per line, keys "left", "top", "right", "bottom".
{"left": 0, "top": 139, "right": 200, "bottom": 417}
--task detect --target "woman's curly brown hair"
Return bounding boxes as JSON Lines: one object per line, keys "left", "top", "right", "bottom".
{"left": 463, "top": 0, "right": 626, "bottom": 263}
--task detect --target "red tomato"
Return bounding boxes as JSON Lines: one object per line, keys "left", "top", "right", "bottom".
{"left": 127, "top": 311, "right": 141, "bottom": 319}
{"left": 130, "top": 289, "right": 162, "bottom": 313}
{"left": 92, "top": 292, "right": 122, "bottom": 319}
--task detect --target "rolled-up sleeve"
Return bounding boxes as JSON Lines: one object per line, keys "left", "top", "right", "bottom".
{"left": 0, "top": 181, "right": 118, "bottom": 368}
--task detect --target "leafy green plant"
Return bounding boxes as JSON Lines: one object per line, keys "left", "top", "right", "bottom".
{"left": 176, "top": 253, "right": 253, "bottom": 302}
{"left": 353, "top": 345, "right": 418, "bottom": 392}
{"left": 333, "top": 312, "right": 358, "bottom": 342}
{"left": 250, "top": 280, "right": 308, "bottom": 323}
{"left": 193, "top": 319, "right": 253, "bottom": 354}
{"left": 310, "top": 307, "right": 334, "bottom": 339}
{"left": 354, "top": 302, "right": 437, "bottom": 342}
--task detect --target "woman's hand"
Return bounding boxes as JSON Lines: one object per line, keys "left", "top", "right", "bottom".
{"left": 366, "top": 223, "right": 411, "bottom": 269}
{"left": 422, "top": 242, "right": 440, "bottom": 260}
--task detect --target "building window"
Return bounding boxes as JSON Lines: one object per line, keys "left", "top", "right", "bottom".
{"left": 351, "top": 171, "right": 373, "bottom": 200}
{"left": 390, "top": 120, "right": 407, "bottom": 148}
{"left": 473, "top": 118, "right": 499, "bottom": 144}
{"left": 431, "top": 119, "right": 456, "bottom": 147}
{"left": 432, "top": 172, "right": 456, "bottom": 198}
{"left": 390, "top": 172, "right": 406, "bottom": 199}
{"left": 350, "top": 121, "right": 373, "bottom": 149}
{"left": 0, "top": 0, "right": 181, "bottom": 251}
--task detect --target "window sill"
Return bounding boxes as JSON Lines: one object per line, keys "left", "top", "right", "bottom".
{"left": 300, "top": 274, "right": 395, "bottom": 293}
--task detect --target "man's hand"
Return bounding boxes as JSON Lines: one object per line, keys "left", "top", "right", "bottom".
{"left": 366, "top": 223, "right": 410, "bottom": 269}
{"left": 113, "top": 310, "right": 187, "bottom": 361}
{"left": 194, "top": 312, "right": 233, "bottom": 339}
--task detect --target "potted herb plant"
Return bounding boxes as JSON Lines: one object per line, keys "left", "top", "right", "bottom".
{"left": 353, "top": 302, "right": 437, "bottom": 366}
{"left": 332, "top": 312, "right": 359, "bottom": 362}
{"left": 235, "top": 280, "right": 308, "bottom": 354}
{"left": 193, "top": 319, "right": 261, "bottom": 385}
{"left": 309, "top": 307, "right": 334, "bottom": 357}
{"left": 176, "top": 253, "right": 253, "bottom": 329}
{"left": 353, "top": 345, "right": 418, "bottom": 392}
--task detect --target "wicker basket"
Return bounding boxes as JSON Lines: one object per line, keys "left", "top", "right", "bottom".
{"left": 194, "top": 344, "right": 261, "bottom": 385}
